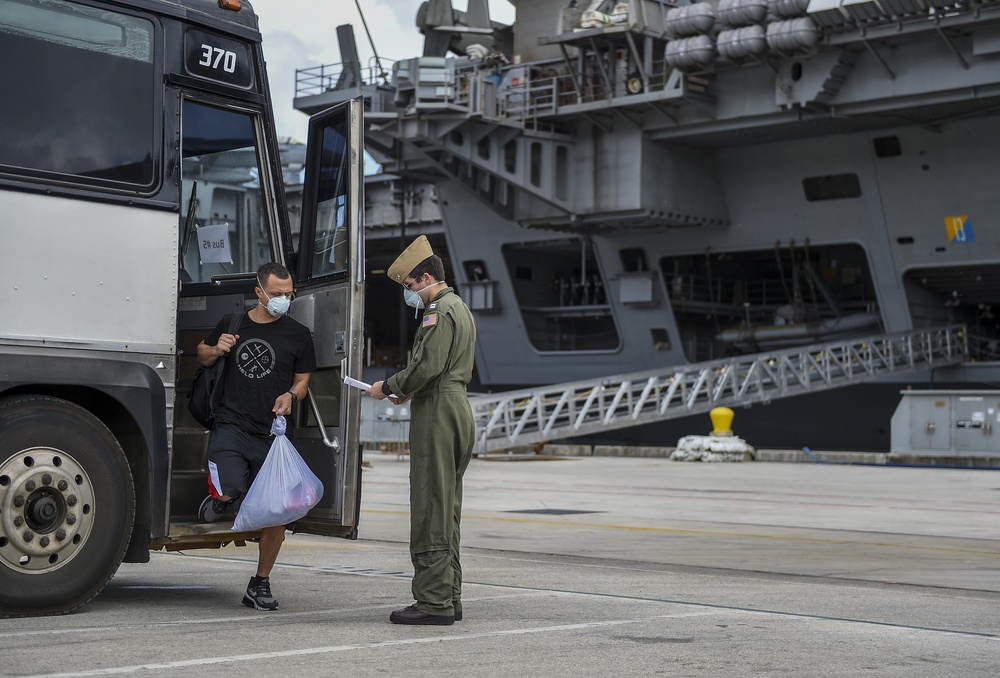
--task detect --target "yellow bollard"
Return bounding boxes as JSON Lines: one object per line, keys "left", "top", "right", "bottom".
{"left": 710, "top": 407, "right": 734, "bottom": 435}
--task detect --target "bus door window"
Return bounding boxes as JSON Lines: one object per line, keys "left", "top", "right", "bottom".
{"left": 309, "top": 122, "right": 351, "bottom": 278}
{"left": 179, "top": 101, "right": 270, "bottom": 283}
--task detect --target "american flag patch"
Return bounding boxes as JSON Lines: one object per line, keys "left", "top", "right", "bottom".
{"left": 423, "top": 313, "right": 438, "bottom": 327}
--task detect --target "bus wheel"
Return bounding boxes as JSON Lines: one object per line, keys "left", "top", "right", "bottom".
{"left": 0, "top": 396, "right": 135, "bottom": 617}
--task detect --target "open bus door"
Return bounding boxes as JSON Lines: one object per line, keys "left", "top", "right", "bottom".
{"left": 285, "top": 98, "right": 365, "bottom": 539}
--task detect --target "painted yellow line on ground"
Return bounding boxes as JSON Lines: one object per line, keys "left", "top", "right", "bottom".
{"left": 362, "top": 509, "right": 1000, "bottom": 556}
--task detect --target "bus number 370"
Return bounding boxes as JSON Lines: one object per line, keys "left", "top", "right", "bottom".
{"left": 199, "top": 44, "right": 237, "bottom": 73}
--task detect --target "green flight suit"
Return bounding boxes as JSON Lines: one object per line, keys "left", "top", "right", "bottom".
{"left": 386, "top": 286, "right": 477, "bottom": 617}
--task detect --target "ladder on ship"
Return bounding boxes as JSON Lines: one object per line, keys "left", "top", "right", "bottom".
{"left": 470, "top": 326, "right": 968, "bottom": 455}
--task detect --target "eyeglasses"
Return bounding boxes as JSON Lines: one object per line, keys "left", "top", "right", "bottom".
{"left": 402, "top": 275, "right": 422, "bottom": 291}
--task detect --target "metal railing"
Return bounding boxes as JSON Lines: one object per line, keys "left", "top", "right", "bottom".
{"left": 470, "top": 325, "right": 968, "bottom": 454}
{"left": 295, "top": 58, "right": 394, "bottom": 98}
{"left": 299, "top": 54, "right": 671, "bottom": 128}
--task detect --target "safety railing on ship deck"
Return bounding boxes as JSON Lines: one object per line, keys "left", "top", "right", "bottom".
{"left": 470, "top": 325, "right": 969, "bottom": 455}
{"left": 295, "top": 58, "right": 393, "bottom": 98}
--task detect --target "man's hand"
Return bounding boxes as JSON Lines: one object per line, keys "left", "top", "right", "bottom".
{"left": 215, "top": 333, "right": 239, "bottom": 357}
{"left": 368, "top": 381, "right": 406, "bottom": 405}
{"left": 367, "top": 380, "right": 389, "bottom": 401}
{"left": 272, "top": 391, "right": 294, "bottom": 416}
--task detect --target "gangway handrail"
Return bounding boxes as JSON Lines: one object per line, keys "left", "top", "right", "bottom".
{"left": 469, "top": 326, "right": 968, "bottom": 455}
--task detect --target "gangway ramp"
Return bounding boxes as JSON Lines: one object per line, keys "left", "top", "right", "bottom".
{"left": 470, "top": 326, "right": 968, "bottom": 454}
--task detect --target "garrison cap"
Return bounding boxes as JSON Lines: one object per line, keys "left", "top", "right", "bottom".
{"left": 387, "top": 235, "right": 433, "bottom": 283}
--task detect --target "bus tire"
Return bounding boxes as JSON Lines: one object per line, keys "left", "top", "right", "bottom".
{"left": 0, "top": 396, "right": 135, "bottom": 618}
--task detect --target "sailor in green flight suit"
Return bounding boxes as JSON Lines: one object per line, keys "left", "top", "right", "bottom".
{"left": 368, "top": 235, "right": 477, "bottom": 625}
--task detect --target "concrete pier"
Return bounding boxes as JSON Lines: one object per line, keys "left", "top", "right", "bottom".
{"left": 3, "top": 453, "right": 998, "bottom": 677}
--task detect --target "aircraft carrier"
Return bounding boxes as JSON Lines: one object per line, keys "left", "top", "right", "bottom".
{"left": 293, "top": 0, "right": 1000, "bottom": 452}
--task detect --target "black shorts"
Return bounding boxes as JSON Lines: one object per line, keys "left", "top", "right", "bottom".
{"left": 207, "top": 423, "right": 272, "bottom": 499}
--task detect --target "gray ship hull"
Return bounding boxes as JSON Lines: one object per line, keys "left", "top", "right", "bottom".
{"left": 295, "top": 0, "right": 1000, "bottom": 450}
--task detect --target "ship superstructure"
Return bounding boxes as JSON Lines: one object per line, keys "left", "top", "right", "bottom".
{"left": 294, "top": 0, "right": 1000, "bottom": 449}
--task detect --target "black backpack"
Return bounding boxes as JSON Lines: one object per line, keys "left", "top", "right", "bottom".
{"left": 188, "top": 312, "right": 242, "bottom": 429}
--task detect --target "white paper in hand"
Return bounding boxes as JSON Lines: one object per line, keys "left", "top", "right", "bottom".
{"left": 344, "top": 376, "right": 371, "bottom": 391}
{"left": 344, "top": 375, "right": 395, "bottom": 397}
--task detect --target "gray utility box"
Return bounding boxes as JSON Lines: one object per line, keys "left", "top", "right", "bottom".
{"left": 891, "top": 390, "right": 1000, "bottom": 456}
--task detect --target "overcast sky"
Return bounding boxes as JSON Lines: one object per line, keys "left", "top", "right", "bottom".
{"left": 249, "top": 0, "right": 516, "bottom": 143}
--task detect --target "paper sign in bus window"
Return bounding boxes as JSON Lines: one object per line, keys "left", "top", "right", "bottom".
{"left": 326, "top": 196, "right": 348, "bottom": 269}
{"left": 196, "top": 223, "right": 233, "bottom": 264}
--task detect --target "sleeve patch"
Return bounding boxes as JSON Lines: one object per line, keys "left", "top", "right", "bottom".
{"left": 422, "top": 313, "right": 438, "bottom": 327}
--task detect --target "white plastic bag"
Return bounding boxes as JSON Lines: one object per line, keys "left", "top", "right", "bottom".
{"left": 232, "top": 416, "right": 324, "bottom": 532}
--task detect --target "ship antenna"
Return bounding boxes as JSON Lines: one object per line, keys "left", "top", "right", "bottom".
{"left": 354, "top": 0, "right": 387, "bottom": 82}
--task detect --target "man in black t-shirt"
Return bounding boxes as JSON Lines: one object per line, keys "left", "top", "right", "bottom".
{"left": 196, "top": 262, "right": 317, "bottom": 611}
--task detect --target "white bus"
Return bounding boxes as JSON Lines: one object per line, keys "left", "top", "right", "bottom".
{"left": 0, "top": 0, "right": 365, "bottom": 616}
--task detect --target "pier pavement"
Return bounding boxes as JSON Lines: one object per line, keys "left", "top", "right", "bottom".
{"left": 3, "top": 453, "right": 998, "bottom": 677}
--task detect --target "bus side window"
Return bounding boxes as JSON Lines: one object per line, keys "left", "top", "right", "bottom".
{"left": 0, "top": 0, "right": 155, "bottom": 189}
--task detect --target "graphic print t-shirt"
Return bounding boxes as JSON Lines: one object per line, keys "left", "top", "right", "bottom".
{"left": 204, "top": 311, "right": 317, "bottom": 436}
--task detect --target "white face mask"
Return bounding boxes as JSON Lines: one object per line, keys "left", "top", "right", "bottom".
{"left": 264, "top": 294, "right": 290, "bottom": 317}
{"left": 403, "top": 280, "right": 445, "bottom": 316}
{"left": 403, "top": 287, "right": 424, "bottom": 310}
{"left": 259, "top": 278, "right": 291, "bottom": 317}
